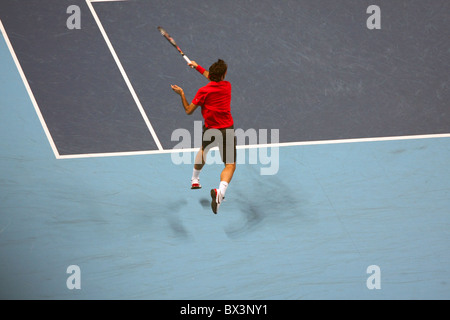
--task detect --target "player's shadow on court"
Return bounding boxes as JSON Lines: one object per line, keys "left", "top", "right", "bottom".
{"left": 201, "top": 165, "right": 303, "bottom": 238}
{"left": 165, "top": 199, "right": 190, "bottom": 239}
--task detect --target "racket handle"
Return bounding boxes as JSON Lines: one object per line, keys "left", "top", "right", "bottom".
{"left": 183, "top": 55, "right": 191, "bottom": 64}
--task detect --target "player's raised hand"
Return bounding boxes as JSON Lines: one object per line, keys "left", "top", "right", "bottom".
{"left": 188, "top": 61, "right": 198, "bottom": 69}
{"left": 171, "top": 84, "right": 184, "bottom": 95}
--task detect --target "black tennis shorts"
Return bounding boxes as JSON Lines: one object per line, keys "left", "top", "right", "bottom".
{"left": 202, "top": 125, "right": 237, "bottom": 164}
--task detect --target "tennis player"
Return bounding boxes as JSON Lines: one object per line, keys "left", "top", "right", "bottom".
{"left": 171, "top": 59, "right": 236, "bottom": 214}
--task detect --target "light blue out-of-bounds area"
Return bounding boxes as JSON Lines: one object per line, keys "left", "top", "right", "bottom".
{"left": 1, "top": 27, "right": 449, "bottom": 300}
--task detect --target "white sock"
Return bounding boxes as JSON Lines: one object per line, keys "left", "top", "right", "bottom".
{"left": 192, "top": 168, "right": 201, "bottom": 181}
{"left": 219, "top": 181, "right": 228, "bottom": 198}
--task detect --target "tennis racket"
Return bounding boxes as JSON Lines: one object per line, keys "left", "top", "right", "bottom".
{"left": 157, "top": 26, "right": 192, "bottom": 64}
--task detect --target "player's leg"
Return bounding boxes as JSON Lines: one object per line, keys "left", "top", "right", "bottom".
{"left": 194, "top": 148, "right": 206, "bottom": 171}
{"left": 191, "top": 148, "right": 205, "bottom": 189}
{"left": 220, "top": 163, "right": 236, "bottom": 184}
{"left": 191, "top": 126, "right": 215, "bottom": 189}
{"left": 211, "top": 127, "right": 236, "bottom": 214}
{"left": 211, "top": 162, "right": 235, "bottom": 209}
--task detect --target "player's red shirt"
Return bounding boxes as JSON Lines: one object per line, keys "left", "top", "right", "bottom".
{"left": 192, "top": 80, "right": 234, "bottom": 129}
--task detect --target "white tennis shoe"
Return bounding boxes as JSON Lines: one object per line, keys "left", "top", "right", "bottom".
{"left": 191, "top": 178, "right": 201, "bottom": 189}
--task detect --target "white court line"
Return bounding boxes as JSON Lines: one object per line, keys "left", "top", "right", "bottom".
{"left": 86, "top": 0, "right": 163, "bottom": 151}
{"left": 0, "top": 19, "right": 61, "bottom": 159}
{"left": 57, "top": 133, "right": 450, "bottom": 159}
{"left": 1, "top": 0, "right": 163, "bottom": 160}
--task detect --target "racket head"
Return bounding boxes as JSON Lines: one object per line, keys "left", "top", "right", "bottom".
{"left": 157, "top": 26, "right": 188, "bottom": 58}
{"left": 157, "top": 26, "right": 177, "bottom": 47}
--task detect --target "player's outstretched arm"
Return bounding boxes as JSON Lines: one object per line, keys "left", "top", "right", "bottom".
{"left": 171, "top": 85, "right": 199, "bottom": 115}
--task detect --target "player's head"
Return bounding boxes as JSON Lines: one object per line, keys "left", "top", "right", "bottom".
{"left": 209, "top": 59, "right": 227, "bottom": 82}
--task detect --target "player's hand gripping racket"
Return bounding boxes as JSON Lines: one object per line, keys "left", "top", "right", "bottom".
{"left": 157, "top": 26, "right": 192, "bottom": 65}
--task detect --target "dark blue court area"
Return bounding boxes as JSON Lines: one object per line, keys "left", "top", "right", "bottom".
{"left": 0, "top": 0, "right": 449, "bottom": 301}
{"left": 0, "top": 0, "right": 448, "bottom": 155}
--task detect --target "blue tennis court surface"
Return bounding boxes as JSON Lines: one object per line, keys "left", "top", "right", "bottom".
{"left": 0, "top": 0, "right": 449, "bottom": 300}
